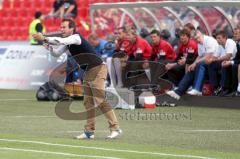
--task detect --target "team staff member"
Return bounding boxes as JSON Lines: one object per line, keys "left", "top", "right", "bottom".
{"left": 112, "top": 26, "right": 130, "bottom": 87}
{"left": 124, "top": 28, "right": 152, "bottom": 61}
{"left": 166, "top": 29, "right": 198, "bottom": 100}
{"left": 33, "top": 19, "right": 121, "bottom": 139}
{"left": 208, "top": 30, "right": 237, "bottom": 96}
{"left": 29, "top": 11, "right": 46, "bottom": 45}
{"left": 165, "top": 28, "right": 198, "bottom": 86}
{"left": 150, "top": 29, "right": 176, "bottom": 63}
{"left": 222, "top": 27, "right": 240, "bottom": 96}
{"left": 121, "top": 28, "right": 152, "bottom": 87}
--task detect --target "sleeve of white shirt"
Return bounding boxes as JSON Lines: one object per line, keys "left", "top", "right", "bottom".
{"left": 47, "top": 45, "right": 68, "bottom": 57}
{"left": 47, "top": 34, "right": 81, "bottom": 45}
{"left": 225, "top": 39, "right": 236, "bottom": 57}
{"left": 205, "top": 38, "right": 218, "bottom": 54}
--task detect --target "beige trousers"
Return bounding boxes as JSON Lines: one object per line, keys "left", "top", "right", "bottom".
{"left": 83, "top": 64, "right": 119, "bottom": 132}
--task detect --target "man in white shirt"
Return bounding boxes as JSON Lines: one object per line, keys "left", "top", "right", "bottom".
{"left": 187, "top": 29, "right": 220, "bottom": 96}
{"left": 33, "top": 19, "right": 121, "bottom": 139}
{"left": 207, "top": 30, "right": 237, "bottom": 96}
{"left": 222, "top": 27, "right": 240, "bottom": 96}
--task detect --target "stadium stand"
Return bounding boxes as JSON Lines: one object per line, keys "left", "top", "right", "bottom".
{"left": 0, "top": 0, "right": 161, "bottom": 41}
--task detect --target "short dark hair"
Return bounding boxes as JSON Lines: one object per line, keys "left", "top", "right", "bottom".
{"left": 184, "top": 23, "right": 195, "bottom": 31}
{"left": 179, "top": 28, "right": 191, "bottom": 38}
{"left": 62, "top": 19, "right": 76, "bottom": 32}
{"left": 216, "top": 30, "right": 228, "bottom": 38}
{"left": 234, "top": 26, "right": 240, "bottom": 32}
{"left": 150, "top": 29, "right": 161, "bottom": 37}
{"left": 35, "top": 11, "right": 42, "bottom": 19}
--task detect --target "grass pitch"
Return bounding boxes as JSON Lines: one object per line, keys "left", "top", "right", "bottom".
{"left": 0, "top": 89, "right": 240, "bottom": 159}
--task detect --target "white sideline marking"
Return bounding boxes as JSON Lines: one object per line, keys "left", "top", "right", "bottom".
{"left": 0, "top": 147, "right": 123, "bottom": 159}
{"left": 0, "top": 99, "right": 34, "bottom": 101}
{"left": 179, "top": 130, "right": 240, "bottom": 132}
{"left": 14, "top": 116, "right": 56, "bottom": 118}
{"left": 0, "top": 138, "right": 217, "bottom": 159}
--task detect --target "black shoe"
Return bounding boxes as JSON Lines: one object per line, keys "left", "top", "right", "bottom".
{"left": 218, "top": 89, "right": 231, "bottom": 97}
{"left": 225, "top": 91, "right": 237, "bottom": 97}
{"left": 213, "top": 87, "right": 223, "bottom": 96}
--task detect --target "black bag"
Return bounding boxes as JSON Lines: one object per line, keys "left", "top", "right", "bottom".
{"left": 36, "top": 81, "right": 68, "bottom": 101}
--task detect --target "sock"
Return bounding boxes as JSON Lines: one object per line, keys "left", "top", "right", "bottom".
{"left": 113, "top": 58, "right": 123, "bottom": 87}
{"left": 106, "top": 57, "right": 116, "bottom": 87}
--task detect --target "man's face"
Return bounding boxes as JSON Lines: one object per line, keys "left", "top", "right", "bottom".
{"left": 216, "top": 35, "right": 226, "bottom": 46}
{"left": 116, "top": 29, "right": 126, "bottom": 40}
{"left": 233, "top": 29, "right": 240, "bottom": 42}
{"left": 61, "top": 21, "right": 74, "bottom": 37}
{"left": 125, "top": 32, "right": 136, "bottom": 43}
{"left": 150, "top": 33, "right": 160, "bottom": 45}
{"left": 180, "top": 34, "right": 189, "bottom": 45}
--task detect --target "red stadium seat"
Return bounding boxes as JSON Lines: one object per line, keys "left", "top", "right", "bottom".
{"left": 1, "top": 8, "right": 10, "bottom": 17}
{"left": 2, "top": 0, "right": 11, "bottom": 9}
{"left": 44, "top": 0, "right": 53, "bottom": 8}
{"left": 22, "top": 0, "right": 33, "bottom": 8}
{"left": 13, "top": 0, "right": 21, "bottom": 8}
{"left": 9, "top": 9, "right": 18, "bottom": 17}
{"left": 18, "top": 8, "right": 28, "bottom": 17}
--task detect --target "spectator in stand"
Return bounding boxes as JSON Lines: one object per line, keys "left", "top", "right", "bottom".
{"left": 207, "top": 30, "right": 237, "bottom": 96}
{"left": 29, "top": 11, "right": 46, "bottom": 45}
{"left": 186, "top": 28, "right": 220, "bottom": 96}
{"left": 88, "top": 33, "right": 108, "bottom": 57}
{"left": 221, "top": 27, "right": 240, "bottom": 96}
{"left": 60, "top": 0, "right": 78, "bottom": 19}
{"left": 150, "top": 29, "right": 176, "bottom": 64}
{"left": 45, "top": 0, "right": 64, "bottom": 19}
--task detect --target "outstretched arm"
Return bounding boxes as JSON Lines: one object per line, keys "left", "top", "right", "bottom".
{"left": 43, "top": 44, "right": 68, "bottom": 57}
{"left": 32, "top": 33, "right": 81, "bottom": 45}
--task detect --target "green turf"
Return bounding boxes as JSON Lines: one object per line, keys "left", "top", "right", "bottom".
{"left": 0, "top": 90, "right": 240, "bottom": 159}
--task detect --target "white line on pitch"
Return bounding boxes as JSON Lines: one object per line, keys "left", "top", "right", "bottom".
{"left": 0, "top": 99, "right": 35, "bottom": 101}
{"left": 0, "top": 147, "right": 123, "bottom": 159}
{"left": 0, "top": 138, "right": 218, "bottom": 159}
{"left": 13, "top": 115, "right": 56, "bottom": 118}
{"left": 178, "top": 130, "right": 240, "bottom": 132}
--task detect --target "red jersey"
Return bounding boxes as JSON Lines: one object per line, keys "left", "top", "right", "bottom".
{"left": 125, "top": 36, "right": 152, "bottom": 60}
{"left": 152, "top": 39, "right": 176, "bottom": 61}
{"left": 177, "top": 39, "right": 198, "bottom": 64}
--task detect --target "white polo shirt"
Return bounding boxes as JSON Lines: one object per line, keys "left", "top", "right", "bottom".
{"left": 198, "top": 35, "right": 220, "bottom": 57}
{"left": 218, "top": 39, "right": 237, "bottom": 60}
